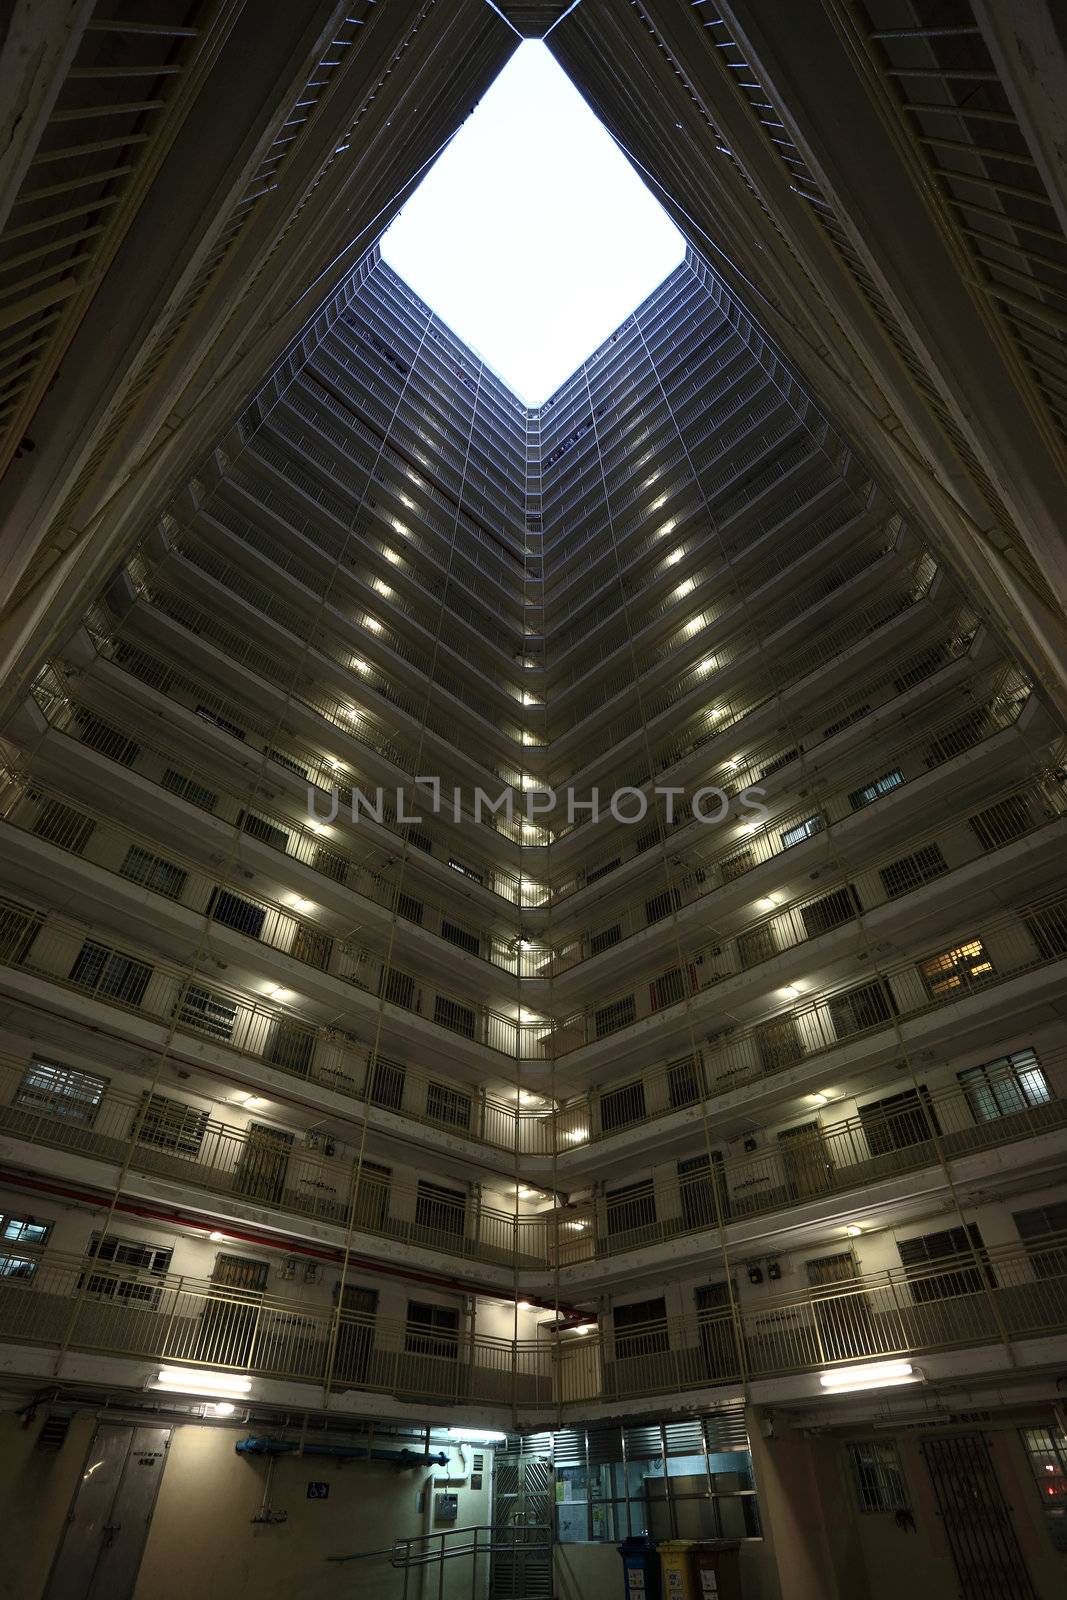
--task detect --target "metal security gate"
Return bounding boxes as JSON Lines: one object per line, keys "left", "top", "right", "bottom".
{"left": 45, "top": 1424, "right": 171, "bottom": 1600}
{"left": 490, "top": 1450, "right": 553, "bottom": 1599}
{"left": 921, "top": 1434, "right": 1036, "bottom": 1599}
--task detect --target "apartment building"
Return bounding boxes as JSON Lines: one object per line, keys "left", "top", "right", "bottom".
{"left": 0, "top": 5, "right": 1064, "bottom": 1600}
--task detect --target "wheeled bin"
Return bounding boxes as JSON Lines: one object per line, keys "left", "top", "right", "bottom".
{"left": 692, "top": 1538, "right": 743, "bottom": 1599}
{"left": 658, "top": 1539, "right": 697, "bottom": 1597}
{"left": 618, "top": 1535, "right": 663, "bottom": 1598}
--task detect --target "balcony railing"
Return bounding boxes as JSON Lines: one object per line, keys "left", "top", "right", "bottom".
{"left": 1, "top": 1238, "right": 1063, "bottom": 1415}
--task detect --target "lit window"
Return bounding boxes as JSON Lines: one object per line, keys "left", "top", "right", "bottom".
{"left": 848, "top": 769, "right": 904, "bottom": 812}
{"left": 14, "top": 1059, "right": 108, "bottom": 1126}
{"left": 1019, "top": 1428, "right": 1067, "bottom": 1549}
{"left": 958, "top": 1049, "right": 1050, "bottom": 1123}
{"left": 919, "top": 939, "right": 994, "bottom": 999}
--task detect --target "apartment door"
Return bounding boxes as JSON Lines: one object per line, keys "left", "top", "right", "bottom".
{"left": 806, "top": 1252, "right": 873, "bottom": 1363}
{"left": 695, "top": 1281, "right": 741, "bottom": 1381}
{"left": 199, "top": 1253, "right": 269, "bottom": 1366}
{"left": 779, "top": 1121, "right": 833, "bottom": 1199}
{"left": 920, "top": 1434, "right": 1036, "bottom": 1599}
{"left": 490, "top": 1451, "right": 552, "bottom": 1599}
{"left": 235, "top": 1121, "right": 293, "bottom": 1204}
{"left": 44, "top": 1425, "right": 170, "bottom": 1600}
{"left": 332, "top": 1284, "right": 378, "bottom": 1386}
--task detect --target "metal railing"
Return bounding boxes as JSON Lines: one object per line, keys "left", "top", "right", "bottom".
{"left": 1, "top": 1238, "right": 1064, "bottom": 1414}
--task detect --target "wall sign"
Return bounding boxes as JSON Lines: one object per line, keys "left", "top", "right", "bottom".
{"left": 307, "top": 1481, "right": 329, "bottom": 1500}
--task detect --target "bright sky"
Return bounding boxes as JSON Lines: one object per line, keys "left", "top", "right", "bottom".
{"left": 380, "top": 41, "right": 685, "bottom": 407}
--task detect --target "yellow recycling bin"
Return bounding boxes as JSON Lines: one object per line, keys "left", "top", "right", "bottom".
{"left": 658, "top": 1540, "right": 697, "bottom": 1600}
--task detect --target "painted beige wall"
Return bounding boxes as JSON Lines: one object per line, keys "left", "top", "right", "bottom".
{"left": 131, "top": 1426, "right": 491, "bottom": 1600}
{"left": 0, "top": 1409, "right": 96, "bottom": 1599}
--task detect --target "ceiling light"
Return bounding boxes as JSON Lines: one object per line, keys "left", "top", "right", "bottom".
{"left": 665, "top": 546, "right": 685, "bottom": 566}
{"left": 673, "top": 579, "right": 695, "bottom": 600}
{"left": 208, "top": 1231, "right": 225, "bottom": 1242}
{"left": 781, "top": 985, "right": 801, "bottom": 1001}
{"left": 819, "top": 1361, "right": 919, "bottom": 1394}
{"left": 383, "top": 546, "right": 402, "bottom": 563}
{"left": 517, "top": 1301, "right": 534, "bottom": 1312}
{"left": 697, "top": 656, "right": 718, "bottom": 675}
{"left": 446, "top": 1427, "right": 506, "bottom": 1443}
{"left": 574, "top": 1324, "right": 594, "bottom": 1335}
{"left": 845, "top": 1225, "right": 862, "bottom": 1238}
{"left": 210, "top": 1402, "right": 235, "bottom": 1417}
{"left": 372, "top": 580, "right": 393, "bottom": 600}
{"left": 809, "top": 1093, "right": 828, "bottom": 1106}
{"left": 757, "top": 896, "right": 777, "bottom": 912}
{"left": 564, "top": 1129, "right": 589, "bottom": 1143}
{"left": 232, "top": 1091, "right": 250, "bottom": 1103}
{"left": 154, "top": 1367, "right": 252, "bottom": 1398}
{"left": 364, "top": 615, "right": 383, "bottom": 632}
{"left": 244, "top": 1096, "right": 264, "bottom": 1109}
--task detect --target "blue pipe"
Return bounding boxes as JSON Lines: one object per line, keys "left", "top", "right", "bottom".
{"left": 235, "top": 1436, "right": 448, "bottom": 1466}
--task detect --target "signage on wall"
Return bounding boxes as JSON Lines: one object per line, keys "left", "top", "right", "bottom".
{"left": 307, "top": 1481, "right": 330, "bottom": 1499}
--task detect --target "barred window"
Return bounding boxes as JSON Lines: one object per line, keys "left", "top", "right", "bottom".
{"left": 780, "top": 814, "right": 824, "bottom": 849}
{"left": 848, "top": 769, "right": 903, "bottom": 812}
{"left": 433, "top": 995, "right": 475, "bottom": 1038}
{"left": 828, "top": 980, "right": 895, "bottom": 1039}
{"left": 595, "top": 995, "right": 636, "bottom": 1037}
{"left": 120, "top": 845, "right": 187, "bottom": 901}
{"left": 396, "top": 892, "right": 423, "bottom": 925}
{"left": 589, "top": 924, "right": 621, "bottom": 957}
{"left": 645, "top": 887, "right": 681, "bottom": 925}
{"left": 667, "top": 1055, "right": 704, "bottom": 1109}
{"left": 613, "top": 1296, "right": 668, "bottom": 1359}
{"left": 1012, "top": 1203, "right": 1067, "bottom": 1281}
{"left": 878, "top": 843, "right": 947, "bottom": 900}
{"left": 369, "top": 1057, "right": 406, "bottom": 1110}
{"left": 847, "top": 1441, "right": 910, "bottom": 1512}
{"left": 600, "top": 1081, "right": 646, "bottom": 1132}
{"left": 441, "top": 919, "right": 480, "bottom": 956}
{"left": 135, "top": 1092, "right": 209, "bottom": 1157}
{"left": 605, "top": 1179, "right": 656, "bottom": 1237}
{"left": 959, "top": 1049, "right": 1050, "bottom": 1123}
{"left": 161, "top": 768, "right": 217, "bottom": 813}
{"left": 83, "top": 1233, "right": 173, "bottom": 1308}
{"left": 238, "top": 812, "right": 289, "bottom": 851}
{"left": 586, "top": 857, "right": 620, "bottom": 885}
{"left": 15, "top": 1059, "right": 107, "bottom": 1125}
{"left": 415, "top": 1182, "right": 465, "bottom": 1238}
{"left": 178, "top": 985, "right": 236, "bottom": 1041}
{"left": 31, "top": 797, "right": 96, "bottom": 854}
{"left": 69, "top": 942, "right": 152, "bottom": 1007}
{"left": 206, "top": 888, "right": 266, "bottom": 939}
{"left": 968, "top": 794, "right": 1033, "bottom": 851}
{"left": 919, "top": 939, "right": 994, "bottom": 1000}
{"left": 381, "top": 969, "right": 415, "bottom": 1009}
{"left": 426, "top": 1082, "right": 472, "bottom": 1130}
{"left": 195, "top": 705, "right": 245, "bottom": 741}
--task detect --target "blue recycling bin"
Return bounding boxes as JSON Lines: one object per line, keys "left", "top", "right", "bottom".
{"left": 618, "top": 1535, "right": 662, "bottom": 1599}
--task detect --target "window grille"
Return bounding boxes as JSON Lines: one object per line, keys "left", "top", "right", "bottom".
{"left": 879, "top": 843, "right": 947, "bottom": 899}
{"left": 847, "top": 1441, "right": 910, "bottom": 1513}
{"left": 959, "top": 1049, "right": 1050, "bottom": 1123}
{"left": 15, "top": 1059, "right": 107, "bottom": 1125}
{"left": 848, "top": 769, "right": 903, "bottom": 811}
{"left": 119, "top": 845, "right": 188, "bottom": 900}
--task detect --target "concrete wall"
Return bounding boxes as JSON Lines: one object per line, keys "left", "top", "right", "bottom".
{"left": 0, "top": 1411, "right": 492, "bottom": 1600}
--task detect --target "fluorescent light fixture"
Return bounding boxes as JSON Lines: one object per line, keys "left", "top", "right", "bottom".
{"left": 845, "top": 1224, "right": 862, "bottom": 1238}
{"left": 819, "top": 1361, "right": 919, "bottom": 1395}
{"left": 564, "top": 1129, "right": 589, "bottom": 1143}
{"left": 210, "top": 1402, "right": 235, "bottom": 1417}
{"left": 380, "top": 43, "right": 684, "bottom": 404}
{"left": 447, "top": 1427, "right": 506, "bottom": 1443}
{"left": 757, "top": 896, "right": 777, "bottom": 912}
{"left": 208, "top": 1231, "right": 225, "bottom": 1242}
{"left": 782, "top": 985, "right": 801, "bottom": 1001}
{"left": 154, "top": 1367, "right": 252, "bottom": 1398}
{"left": 809, "top": 1092, "right": 828, "bottom": 1106}
{"left": 574, "top": 1323, "right": 594, "bottom": 1335}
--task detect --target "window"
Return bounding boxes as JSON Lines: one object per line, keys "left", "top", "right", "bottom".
{"left": 595, "top": 995, "right": 635, "bottom": 1037}
{"left": 645, "top": 887, "right": 680, "bottom": 925}
{"left": 0, "top": 1212, "right": 52, "bottom": 1278}
{"left": 613, "top": 1296, "right": 668, "bottom": 1359}
{"left": 135, "top": 1093, "right": 209, "bottom": 1157}
{"left": 441, "top": 919, "right": 480, "bottom": 956}
{"left": 415, "top": 1181, "right": 465, "bottom": 1238}
{"left": 426, "top": 1081, "right": 472, "bottom": 1130}
{"left": 265, "top": 1021, "right": 314, "bottom": 1075}
{"left": 760, "top": 747, "right": 799, "bottom": 780}
{"left": 69, "top": 942, "right": 152, "bottom": 1007}
{"left": 407, "top": 828, "right": 433, "bottom": 855}
{"left": 1019, "top": 1428, "right": 1067, "bottom": 1550}
{"left": 83, "top": 1233, "right": 173, "bottom": 1307}
{"left": 396, "top": 892, "right": 423, "bottom": 924}
{"left": 207, "top": 887, "right": 266, "bottom": 939}
{"left": 879, "top": 843, "right": 947, "bottom": 900}
{"left": 75, "top": 711, "right": 141, "bottom": 766}
{"left": 780, "top": 814, "right": 824, "bottom": 850}
{"left": 405, "top": 1301, "right": 459, "bottom": 1359}
{"left": 600, "top": 1081, "right": 646, "bottom": 1133}
{"left": 447, "top": 858, "right": 482, "bottom": 884}
{"left": 1, "top": 1214, "right": 51, "bottom": 1247}
{"left": 858, "top": 1087, "right": 937, "bottom": 1156}
{"left": 649, "top": 965, "right": 693, "bottom": 1010}
{"left": 667, "top": 1055, "right": 704, "bottom": 1109}
{"left": 678, "top": 1151, "right": 728, "bottom": 1228}
{"left": 959, "top": 1049, "right": 1050, "bottom": 1123}
{"left": 605, "top": 1179, "right": 655, "bottom": 1238}
{"left": 968, "top": 793, "right": 1033, "bottom": 851}
{"left": 31, "top": 797, "right": 96, "bottom": 854}
{"left": 822, "top": 705, "right": 870, "bottom": 740}
{"left": 756, "top": 1016, "right": 804, "bottom": 1073}
{"left": 847, "top": 1441, "right": 910, "bottom": 1513}
{"left": 801, "top": 885, "right": 859, "bottom": 937}
{"left": 433, "top": 995, "right": 475, "bottom": 1038}
{"left": 828, "top": 979, "right": 895, "bottom": 1039}
{"left": 1023, "top": 898, "right": 1067, "bottom": 960}
{"left": 848, "top": 769, "right": 903, "bottom": 811}
{"left": 737, "top": 923, "right": 775, "bottom": 969}
{"left": 1012, "top": 1203, "right": 1067, "bottom": 1280}
{"left": 161, "top": 767, "right": 217, "bottom": 812}
{"left": 919, "top": 938, "right": 994, "bottom": 1000}
{"left": 589, "top": 924, "right": 621, "bottom": 957}
{"left": 178, "top": 984, "right": 236, "bottom": 1041}
{"left": 196, "top": 705, "right": 245, "bottom": 740}
{"left": 14, "top": 1059, "right": 107, "bottom": 1125}
{"left": 897, "top": 1224, "right": 990, "bottom": 1302}
{"left": 382, "top": 968, "right": 416, "bottom": 1010}
{"left": 635, "top": 823, "right": 661, "bottom": 854}
{"left": 369, "top": 1056, "right": 406, "bottom": 1111}
{"left": 238, "top": 812, "right": 289, "bottom": 851}
{"left": 119, "top": 845, "right": 188, "bottom": 901}
{"left": 267, "top": 747, "right": 308, "bottom": 779}
{"left": 720, "top": 846, "right": 754, "bottom": 882}
{"left": 924, "top": 709, "right": 990, "bottom": 766}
